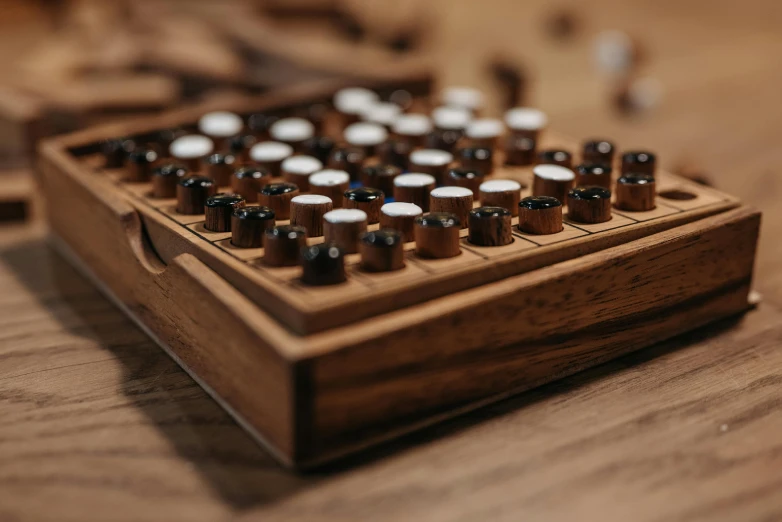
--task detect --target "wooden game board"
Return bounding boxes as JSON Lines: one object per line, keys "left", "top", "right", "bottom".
{"left": 37, "top": 69, "right": 760, "bottom": 468}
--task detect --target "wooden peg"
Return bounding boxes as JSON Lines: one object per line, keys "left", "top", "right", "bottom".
{"left": 518, "top": 196, "right": 563, "bottom": 234}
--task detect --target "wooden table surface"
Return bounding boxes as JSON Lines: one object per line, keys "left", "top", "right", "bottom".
{"left": 2, "top": 1, "right": 782, "bottom": 521}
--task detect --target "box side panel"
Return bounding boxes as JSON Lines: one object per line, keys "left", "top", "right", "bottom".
{"left": 39, "top": 144, "right": 299, "bottom": 463}
{"left": 307, "top": 207, "right": 760, "bottom": 463}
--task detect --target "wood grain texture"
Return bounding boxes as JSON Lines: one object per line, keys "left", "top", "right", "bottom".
{"left": 3, "top": 0, "right": 782, "bottom": 518}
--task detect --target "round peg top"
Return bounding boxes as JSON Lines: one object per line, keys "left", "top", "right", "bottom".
{"left": 263, "top": 225, "right": 307, "bottom": 267}
{"left": 537, "top": 149, "right": 573, "bottom": 168}
{"left": 343, "top": 122, "right": 389, "bottom": 150}
{"left": 126, "top": 147, "right": 158, "bottom": 182}
{"left": 249, "top": 141, "right": 294, "bottom": 164}
{"left": 360, "top": 229, "right": 405, "bottom": 272}
{"left": 621, "top": 150, "right": 656, "bottom": 176}
{"left": 343, "top": 186, "right": 385, "bottom": 223}
{"left": 446, "top": 167, "right": 484, "bottom": 195}
{"left": 281, "top": 155, "right": 323, "bottom": 191}
{"left": 169, "top": 134, "right": 214, "bottom": 162}
{"left": 392, "top": 114, "right": 433, "bottom": 138}
{"left": 615, "top": 173, "right": 656, "bottom": 211}
{"left": 231, "top": 165, "right": 270, "bottom": 202}
{"left": 468, "top": 206, "right": 513, "bottom": 247}
{"left": 269, "top": 117, "right": 315, "bottom": 144}
{"left": 361, "top": 102, "right": 401, "bottom": 127}
{"left": 575, "top": 163, "right": 612, "bottom": 189}
{"left": 176, "top": 175, "right": 217, "bottom": 215}
{"left": 465, "top": 118, "right": 504, "bottom": 141}
{"left": 429, "top": 185, "right": 473, "bottom": 228}
{"left": 393, "top": 172, "right": 436, "bottom": 210}
{"left": 409, "top": 148, "right": 454, "bottom": 168}
{"left": 152, "top": 163, "right": 189, "bottom": 199}
{"left": 518, "top": 195, "right": 563, "bottom": 235}
{"left": 414, "top": 212, "right": 462, "bottom": 259}
{"left": 303, "top": 135, "right": 336, "bottom": 164}
{"left": 504, "top": 107, "right": 548, "bottom": 132}
{"left": 290, "top": 194, "right": 333, "bottom": 237}
{"left": 532, "top": 163, "right": 576, "bottom": 204}
{"left": 441, "top": 86, "right": 484, "bottom": 111}
{"left": 205, "top": 193, "right": 246, "bottom": 232}
{"left": 567, "top": 186, "right": 612, "bottom": 223}
{"left": 361, "top": 164, "right": 401, "bottom": 195}
{"left": 582, "top": 139, "right": 615, "bottom": 165}
{"left": 380, "top": 201, "right": 422, "bottom": 242}
{"left": 309, "top": 168, "right": 351, "bottom": 202}
{"left": 432, "top": 106, "right": 472, "bottom": 130}
{"left": 333, "top": 87, "right": 379, "bottom": 116}
{"left": 198, "top": 111, "right": 243, "bottom": 138}
{"left": 479, "top": 178, "right": 522, "bottom": 216}
{"left": 300, "top": 242, "right": 347, "bottom": 286}
{"left": 323, "top": 208, "right": 368, "bottom": 254}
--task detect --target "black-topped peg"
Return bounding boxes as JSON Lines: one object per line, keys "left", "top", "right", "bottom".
{"left": 205, "top": 153, "right": 237, "bottom": 186}
{"left": 621, "top": 151, "right": 656, "bottom": 176}
{"left": 414, "top": 212, "right": 461, "bottom": 259}
{"left": 446, "top": 167, "right": 484, "bottom": 196}
{"left": 582, "top": 139, "right": 616, "bottom": 166}
{"left": 126, "top": 147, "right": 158, "bottom": 183}
{"left": 231, "top": 166, "right": 271, "bottom": 203}
{"left": 231, "top": 206, "right": 276, "bottom": 248}
{"left": 258, "top": 182, "right": 299, "bottom": 220}
{"left": 343, "top": 187, "right": 385, "bottom": 224}
{"left": 228, "top": 134, "right": 258, "bottom": 163}
{"left": 504, "top": 135, "right": 536, "bottom": 166}
{"left": 177, "top": 176, "right": 217, "bottom": 215}
{"left": 468, "top": 207, "right": 513, "bottom": 246}
{"left": 457, "top": 146, "right": 494, "bottom": 176}
{"left": 152, "top": 163, "right": 189, "bottom": 199}
{"left": 205, "top": 193, "right": 245, "bottom": 232}
{"left": 567, "top": 186, "right": 612, "bottom": 223}
{"left": 301, "top": 243, "right": 347, "bottom": 286}
{"left": 101, "top": 137, "right": 135, "bottom": 168}
{"left": 247, "top": 113, "right": 280, "bottom": 138}
{"left": 360, "top": 164, "right": 401, "bottom": 196}
{"left": 615, "top": 173, "right": 656, "bottom": 211}
{"left": 518, "top": 196, "right": 563, "bottom": 235}
{"left": 360, "top": 229, "right": 405, "bottom": 272}
{"left": 537, "top": 149, "right": 573, "bottom": 168}
{"left": 303, "top": 136, "right": 336, "bottom": 164}
{"left": 264, "top": 225, "right": 307, "bottom": 267}
{"left": 575, "top": 163, "right": 612, "bottom": 189}
{"left": 376, "top": 138, "right": 412, "bottom": 169}
{"left": 328, "top": 146, "right": 366, "bottom": 181}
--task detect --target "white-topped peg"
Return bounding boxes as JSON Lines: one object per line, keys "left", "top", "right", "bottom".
{"left": 249, "top": 141, "right": 294, "bottom": 176}
{"left": 343, "top": 122, "right": 388, "bottom": 156}
{"left": 323, "top": 208, "right": 368, "bottom": 254}
{"left": 380, "top": 202, "right": 423, "bottom": 242}
{"left": 532, "top": 164, "right": 576, "bottom": 204}
{"left": 269, "top": 117, "right": 315, "bottom": 147}
{"left": 431, "top": 106, "right": 472, "bottom": 130}
{"left": 169, "top": 134, "right": 214, "bottom": 171}
{"left": 409, "top": 148, "right": 454, "bottom": 184}
{"left": 504, "top": 108, "right": 548, "bottom": 133}
{"left": 309, "top": 169, "right": 350, "bottom": 206}
{"left": 280, "top": 155, "right": 323, "bottom": 191}
{"left": 361, "top": 102, "right": 401, "bottom": 127}
{"left": 441, "top": 86, "right": 484, "bottom": 112}
{"left": 393, "top": 172, "right": 436, "bottom": 211}
{"left": 198, "top": 111, "right": 243, "bottom": 138}
{"left": 429, "top": 186, "right": 473, "bottom": 228}
{"left": 479, "top": 179, "right": 522, "bottom": 216}
{"left": 334, "top": 87, "right": 379, "bottom": 116}
{"left": 290, "top": 194, "right": 333, "bottom": 237}
{"left": 392, "top": 114, "right": 433, "bottom": 140}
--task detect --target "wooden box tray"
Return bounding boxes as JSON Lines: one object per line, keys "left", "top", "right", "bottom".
{"left": 37, "top": 70, "right": 760, "bottom": 468}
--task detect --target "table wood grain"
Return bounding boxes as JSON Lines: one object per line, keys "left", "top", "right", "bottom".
{"left": 2, "top": 0, "right": 782, "bottom": 520}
